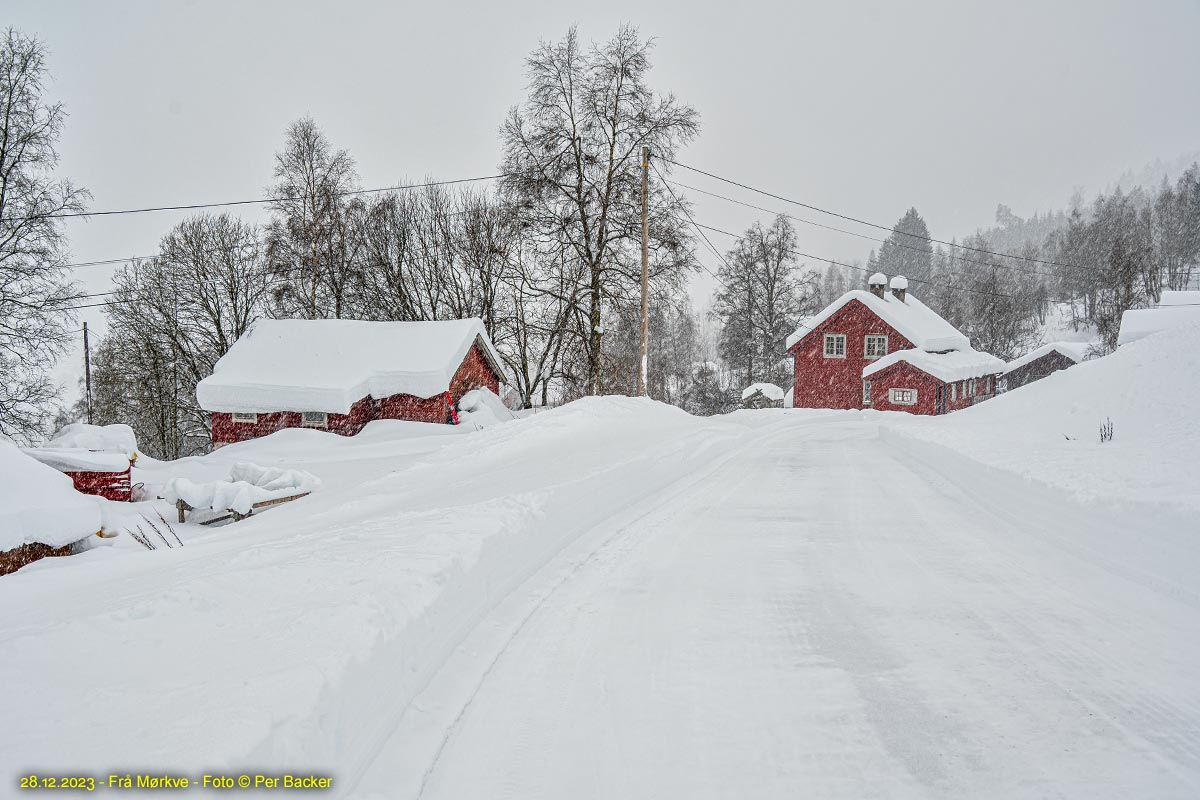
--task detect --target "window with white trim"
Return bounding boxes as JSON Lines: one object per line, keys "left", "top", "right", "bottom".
{"left": 231, "top": 412, "right": 258, "bottom": 424}
{"left": 986, "top": 375, "right": 992, "bottom": 393}
{"left": 863, "top": 335, "right": 888, "bottom": 359}
{"left": 823, "top": 334, "right": 846, "bottom": 358}
{"left": 951, "top": 382, "right": 957, "bottom": 401}
{"left": 969, "top": 378, "right": 976, "bottom": 396}
{"left": 888, "top": 388, "right": 917, "bottom": 406}
{"left": 862, "top": 380, "right": 871, "bottom": 405}
{"left": 301, "top": 411, "right": 328, "bottom": 428}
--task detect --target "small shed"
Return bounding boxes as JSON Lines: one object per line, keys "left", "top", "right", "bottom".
{"left": 1, "top": 441, "right": 102, "bottom": 576}
{"left": 1000, "top": 342, "right": 1089, "bottom": 392}
{"left": 22, "top": 449, "right": 134, "bottom": 501}
{"left": 197, "top": 318, "right": 507, "bottom": 448}
{"left": 862, "top": 348, "right": 1005, "bottom": 415}
{"left": 741, "top": 383, "right": 785, "bottom": 409}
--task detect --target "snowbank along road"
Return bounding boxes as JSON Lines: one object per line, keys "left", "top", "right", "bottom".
{"left": 3, "top": 398, "right": 1198, "bottom": 799}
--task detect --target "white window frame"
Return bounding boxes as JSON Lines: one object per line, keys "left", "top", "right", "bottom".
{"left": 951, "top": 382, "right": 957, "bottom": 402}
{"left": 863, "top": 335, "right": 888, "bottom": 360}
{"left": 823, "top": 334, "right": 847, "bottom": 359}
{"left": 301, "top": 411, "right": 328, "bottom": 428}
{"left": 862, "top": 380, "right": 871, "bottom": 406}
{"left": 986, "top": 375, "right": 993, "bottom": 393}
{"left": 888, "top": 387, "right": 917, "bottom": 406}
{"left": 969, "top": 378, "right": 977, "bottom": 396}
{"left": 231, "top": 412, "right": 258, "bottom": 424}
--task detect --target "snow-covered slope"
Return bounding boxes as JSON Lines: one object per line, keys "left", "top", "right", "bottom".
{"left": 888, "top": 320, "right": 1200, "bottom": 513}
{"left": 0, "top": 442, "right": 102, "bottom": 551}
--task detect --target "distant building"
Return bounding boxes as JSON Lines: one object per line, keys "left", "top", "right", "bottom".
{"left": 999, "top": 342, "right": 1089, "bottom": 392}
{"left": 741, "top": 383, "right": 785, "bottom": 409}
{"left": 197, "top": 318, "right": 505, "bottom": 448}
{"left": 786, "top": 274, "right": 1003, "bottom": 415}
{"left": 1118, "top": 291, "right": 1200, "bottom": 346}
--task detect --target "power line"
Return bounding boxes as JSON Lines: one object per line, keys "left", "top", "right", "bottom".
{"left": 47, "top": 173, "right": 508, "bottom": 220}
{"left": 666, "top": 177, "right": 1053, "bottom": 282}
{"left": 661, "top": 156, "right": 1100, "bottom": 275}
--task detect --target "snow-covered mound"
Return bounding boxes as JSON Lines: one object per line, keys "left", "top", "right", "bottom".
{"left": 892, "top": 320, "right": 1200, "bottom": 512}
{"left": 741, "top": 383, "right": 785, "bottom": 402}
{"left": 47, "top": 422, "right": 137, "bottom": 455}
{"left": 163, "top": 462, "right": 320, "bottom": 515}
{"left": 0, "top": 442, "right": 102, "bottom": 552}
{"left": 457, "top": 387, "right": 518, "bottom": 428}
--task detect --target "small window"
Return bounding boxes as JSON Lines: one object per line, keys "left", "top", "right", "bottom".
{"left": 231, "top": 412, "right": 258, "bottom": 424}
{"left": 301, "top": 411, "right": 328, "bottom": 428}
{"left": 862, "top": 380, "right": 871, "bottom": 406}
{"left": 823, "top": 334, "right": 846, "bottom": 359}
{"left": 969, "top": 378, "right": 977, "bottom": 396}
{"left": 986, "top": 375, "right": 993, "bottom": 393}
{"left": 951, "top": 382, "right": 957, "bottom": 401}
{"left": 864, "top": 335, "right": 888, "bottom": 359}
{"left": 888, "top": 388, "right": 917, "bottom": 406}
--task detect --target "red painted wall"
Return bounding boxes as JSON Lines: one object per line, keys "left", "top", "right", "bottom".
{"left": 210, "top": 342, "right": 502, "bottom": 446}
{"left": 865, "top": 362, "right": 998, "bottom": 416}
{"left": 64, "top": 468, "right": 132, "bottom": 501}
{"left": 789, "top": 298, "right": 914, "bottom": 410}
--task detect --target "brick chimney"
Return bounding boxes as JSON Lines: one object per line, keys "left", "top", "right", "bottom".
{"left": 890, "top": 275, "right": 908, "bottom": 303}
{"left": 868, "top": 272, "right": 887, "bottom": 299}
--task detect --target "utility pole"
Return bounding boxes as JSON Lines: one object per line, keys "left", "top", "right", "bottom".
{"left": 637, "top": 145, "right": 651, "bottom": 397}
{"left": 82, "top": 322, "right": 93, "bottom": 424}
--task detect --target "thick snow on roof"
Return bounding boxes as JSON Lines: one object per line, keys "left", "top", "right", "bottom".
{"left": 863, "top": 348, "right": 1005, "bottom": 383}
{"left": 197, "top": 318, "right": 504, "bottom": 414}
{"left": 889, "top": 275, "right": 908, "bottom": 290}
{"left": 0, "top": 441, "right": 102, "bottom": 551}
{"left": 786, "top": 289, "right": 969, "bottom": 352}
{"left": 1117, "top": 305, "right": 1200, "bottom": 346}
{"left": 1002, "top": 341, "right": 1090, "bottom": 375}
{"left": 48, "top": 423, "right": 137, "bottom": 455}
{"left": 741, "top": 382, "right": 785, "bottom": 401}
{"left": 22, "top": 448, "right": 131, "bottom": 473}
{"left": 1158, "top": 290, "right": 1200, "bottom": 307}
{"left": 868, "top": 272, "right": 887, "bottom": 285}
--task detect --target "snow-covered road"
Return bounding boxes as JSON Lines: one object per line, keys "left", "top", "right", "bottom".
{"left": 357, "top": 417, "right": 1200, "bottom": 799}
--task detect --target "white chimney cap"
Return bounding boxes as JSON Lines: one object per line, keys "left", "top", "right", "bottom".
{"left": 890, "top": 275, "right": 908, "bottom": 290}
{"left": 868, "top": 272, "right": 887, "bottom": 286}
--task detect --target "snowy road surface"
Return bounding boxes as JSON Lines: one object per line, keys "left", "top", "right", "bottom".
{"left": 5, "top": 403, "right": 1199, "bottom": 799}
{"left": 357, "top": 417, "right": 1200, "bottom": 799}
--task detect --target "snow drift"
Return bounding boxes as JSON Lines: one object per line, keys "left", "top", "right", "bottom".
{"left": 0, "top": 442, "right": 102, "bottom": 551}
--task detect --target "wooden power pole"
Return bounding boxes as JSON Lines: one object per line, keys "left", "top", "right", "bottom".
{"left": 637, "top": 146, "right": 651, "bottom": 397}
{"left": 82, "top": 321, "right": 93, "bottom": 424}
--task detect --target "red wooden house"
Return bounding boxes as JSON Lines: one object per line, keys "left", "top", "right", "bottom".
{"left": 786, "top": 274, "right": 1004, "bottom": 415}
{"left": 22, "top": 449, "right": 134, "bottom": 501}
{"left": 197, "top": 318, "right": 506, "bottom": 448}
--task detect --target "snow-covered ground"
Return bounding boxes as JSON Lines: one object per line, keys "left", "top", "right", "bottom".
{"left": 3, "top": 328, "right": 1198, "bottom": 798}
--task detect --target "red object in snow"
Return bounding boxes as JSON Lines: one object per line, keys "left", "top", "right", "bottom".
{"left": 63, "top": 467, "right": 132, "bottom": 501}
{"left": 787, "top": 277, "right": 1000, "bottom": 416}
{"left": 209, "top": 339, "right": 501, "bottom": 447}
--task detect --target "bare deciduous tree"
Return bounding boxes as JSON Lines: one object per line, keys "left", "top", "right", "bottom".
{"left": 500, "top": 25, "right": 700, "bottom": 396}
{"left": 0, "top": 28, "right": 88, "bottom": 441}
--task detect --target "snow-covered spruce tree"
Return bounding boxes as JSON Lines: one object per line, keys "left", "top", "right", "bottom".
{"left": 265, "top": 116, "right": 360, "bottom": 320}
{"left": 876, "top": 208, "right": 934, "bottom": 286}
{"left": 499, "top": 25, "right": 700, "bottom": 397}
{"left": 712, "top": 215, "right": 820, "bottom": 388}
{"left": 0, "top": 29, "right": 88, "bottom": 442}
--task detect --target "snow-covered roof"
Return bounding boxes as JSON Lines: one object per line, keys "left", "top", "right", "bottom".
{"left": 197, "top": 318, "right": 505, "bottom": 414}
{"left": 863, "top": 348, "right": 1005, "bottom": 383}
{"left": 0, "top": 441, "right": 102, "bottom": 552}
{"left": 741, "top": 382, "right": 785, "bottom": 401}
{"left": 22, "top": 448, "right": 132, "bottom": 473}
{"left": 786, "top": 289, "right": 969, "bottom": 352}
{"left": 1002, "top": 341, "right": 1090, "bottom": 375}
{"left": 889, "top": 275, "right": 908, "bottom": 290}
{"left": 1157, "top": 290, "right": 1200, "bottom": 307}
{"left": 1117, "top": 305, "right": 1200, "bottom": 347}
{"left": 47, "top": 423, "right": 137, "bottom": 455}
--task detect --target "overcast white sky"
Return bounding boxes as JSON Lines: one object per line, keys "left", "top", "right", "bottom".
{"left": 6, "top": 0, "right": 1200, "bottom": 387}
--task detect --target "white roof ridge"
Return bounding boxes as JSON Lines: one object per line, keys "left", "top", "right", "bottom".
{"left": 786, "top": 289, "right": 969, "bottom": 352}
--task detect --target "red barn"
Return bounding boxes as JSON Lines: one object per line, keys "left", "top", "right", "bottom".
{"left": 197, "top": 318, "right": 505, "bottom": 448}
{"left": 22, "top": 448, "right": 134, "bottom": 501}
{"left": 786, "top": 273, "right": 1003, "bottom": 415}
{"left": 999, "top": 341, "right": 1088, "bottom": 392}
